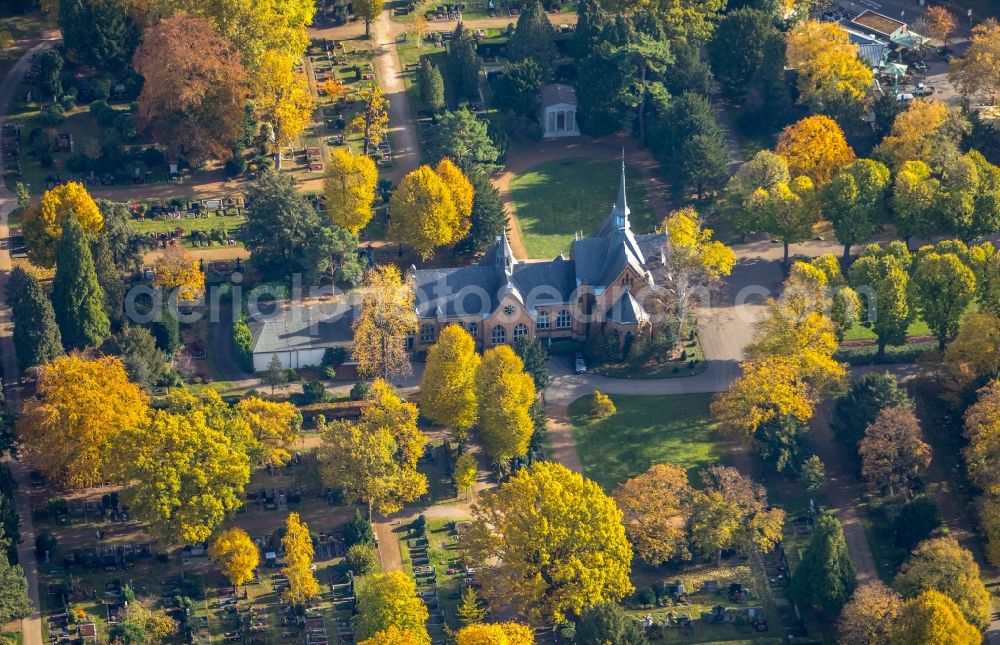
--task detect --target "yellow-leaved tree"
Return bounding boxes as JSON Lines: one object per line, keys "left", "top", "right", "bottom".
{"left": 317, "top": 379, "right": 428, "bottom": 515}
{"left": 251, "top": 49, "right": 315, "bottom": 146}
{"left": 420, "top": 324, "right": 480, "bottom": 440}
{"left": 455, "top": 623, "right": 534, "bottom": 645}
{"left": 153, "top": 245, "right": 205, "bottom": 301}
{"left": 941, "top": 313, "right": 1000, "bottom": 404}
{"left": 874, "top": 99, "right": 949, "bottom": 170}
{"left": 613, "top": 463, "right": 693, "bottom": 565}
{"left": 209, "top": 528, "right": 260, "bottom": 586}
{"left": 388, "top": 164, "right": 473, "bottom": 260}
{"left": 352, "top": 265, "right": 419, "bottom": 380}
{"left": 355, "top": 572, "right": 430, "bottom": 645}
{"left": 665, "top": 207, "right": 736, "bottom": 280}
{"left": 353, "top": 85, "right": 390, "bottom": 155}
{"left": 775, "top": 115, "right": 856, "bottom": 186}
{"left": 963, "top": 379, "right": 1000, "bottom": 565}
{"left": 22, "top": 181, "right": 103, "bottom": 267}
{"left": 18, "top": 354, "right": 150, "bottom": 488}
{"left": 894, "top": 536, "right": 991, "bottom": 631}
{"left": 234, "top": 397, "right": 302, "bottom": 466}
{"left": 460, "top": 462, "right": 633, "bottom": 624}
{"left": 710, "top": 355, "right": 816, "bottom": 436}
{"left": 474, "top": 345, "right": 536, "bottom": 464}
{"left": 785, "top": 20, "right": 872, "bottom": 118}
{"left": 434, "top": 158, "right": 474, "bottom": 235}
{"left": 888, "top": 590, "right": 982, "bottom": 645}
{"left": 282, "top": 512, "right": 320, "bottom": 605}
{"left": 324, "top": 148, "right": 378, "bottom": 234}
{"left": 358, "top": 627, "right": 426, "bottom": 645}
{"left": 117, "top": 406, "right": 251, "bottom": 544}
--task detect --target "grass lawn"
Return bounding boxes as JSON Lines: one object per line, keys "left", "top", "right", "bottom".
{"left": 841, "top": 301, "right": 979, "bottom": 341}
{"left": 510, "top": 158, "right": 656, "bottom": 259}
{"left": 569, "top": 393, "right": 723, "bottom": 491}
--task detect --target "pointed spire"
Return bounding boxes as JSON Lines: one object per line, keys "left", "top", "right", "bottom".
{"left": 609, "top": 150, "right": 630, "bottom": 231}
{"left": 495, "top": 229, "right": 516, "bottom": 277}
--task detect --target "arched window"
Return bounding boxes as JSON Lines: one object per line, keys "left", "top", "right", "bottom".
{"left": 491, "top": 325, "right": 506, "bottom": 345}
{"left": 557, "top": 309, "right": 572, "bottom": 329}
{"left": 536, "top": 312, "right": 550, "bottom": 330}
{"left": 468, "top": 322, "right": 479, "bottom": 338}
{"left": 513, "top": 323, "right": 529, "bottom": 340}
{"left": 419, "top": 324, "right": 436, "bottom": 343}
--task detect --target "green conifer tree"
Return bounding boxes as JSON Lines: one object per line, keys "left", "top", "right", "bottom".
{"left": 8, "top": 267, "right": 63, "bottom": 371}
{"left": 51, "top": 216, "right": 110, "bottom": 350}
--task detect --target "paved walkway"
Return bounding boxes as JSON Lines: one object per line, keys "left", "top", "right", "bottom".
{"left": 0, "top": 39, "right": 58, "bottom": 645}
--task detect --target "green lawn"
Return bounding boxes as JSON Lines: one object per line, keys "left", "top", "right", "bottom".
{"left": 569, "top": 393, "right": 723, "bottom": 491}
{"left": 510, "top": 158, "right": 656, "bottom": 259}
{"left": 841, "top": 301, "right": 979, "bottom": 341}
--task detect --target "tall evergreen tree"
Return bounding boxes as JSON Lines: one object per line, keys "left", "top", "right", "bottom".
{"left": 51, "top": 216, "right": 110, "bottom": 350}
{"left": 0, "top": 528, "right": 32, "bottom": 625}
{"left": 789, "top": 514, "right": 857, "bottom": 614}
{"left": 509, "top": 1, "right": 557, "bottom": 78}
{"left": 417, "top": 58, "right": 445, "bottom": 111}
{"left": 91, "top": 233, "right": 125, "bottom": 327}
{"left": 513, "top": 336, "right": 549, "bottom": 390}
{"left": 455, "top": 166, "right": 508, "bottom": 257}
{"left": 96, "top": 200, "right": 146, "bottom": 276}
{"left": 447, "top": 23, "right": 481, "bottom": 101}
{"left": 8, "top": 267, "right": 63, "bottom": 371}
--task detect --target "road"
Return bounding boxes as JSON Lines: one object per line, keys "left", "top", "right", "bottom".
{"left": 0, "top": 39, "right": 57, "bottom": 645}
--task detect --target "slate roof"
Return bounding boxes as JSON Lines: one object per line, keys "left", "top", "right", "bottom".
{"left": 250, "top": 300, "right": 355, "bottom": 353}
{"left": 541, "top": 84, "right": 577, "bottom": 108}
{"left": 607, "top": 291, "right": 649, "bottom": 325}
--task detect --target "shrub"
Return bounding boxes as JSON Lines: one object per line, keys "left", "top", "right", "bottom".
{"left": 35, "top": 530, "right": 57, "bottom": 558}
{"left": 301, "top": 380, "right": 329, "bottom": 404}
{"left": 893, "top": 495, "right": 942, "bottom": 551}
{"left": 37, "top": 106, "right": 65, "bottom": 127}
{"left": 91, "top": 77, "right": 112, "bottom": 101}
{"left": 345, "top": 543, "right": 378, "bottom": 575}
{"left": 232, "top": 315, "right": 254, "bottom": 371}
{"left": 141, "top": 147, "right": 165, "bottom": 167}
{"left": 322, "top": 346, "right": 349, "bottom": 367}
{"left": 58, "top": 93, "right": 76, "bottom": 111}
{"left": 344, "top": 510, "right": 375, "bottom": 548}
{"left": 350, "top": 381, "right": 374, "bottom": 401}
{"left": 412, "top": 514, "right": 427, "bottom": 536}
{"left": 592, "top": 391, "right": 616, "bottom": 419}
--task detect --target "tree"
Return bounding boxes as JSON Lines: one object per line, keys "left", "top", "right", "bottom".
{"left": 8, "top": 267, "right": 63, "bottom": 371}
{"left": 492, "top": 59, "right": 543, "bottom": 119}
{"left": 474, "top": 345, "right": 536, "bottom": 463}
{"left": 616, "top": 33, "right": 673, "bottom": 147}
{"left": 447, "top": 24, "right": 482, "bottom": 101}
{"left": 889, "top": 590, "right": 982, "bottom": 645}
{"left": 722, "top": 150, "right": 790, "bottom": 240}
{"left": 875, "top": 100, "right": 968, "bottom": 171}
{"left": 456, "top": 587, "right": 486, "bottom": 625}
{"left": 420, "top": 325, "right": 480, "bottom": 439}
{"left": 461, "top": 462, "right": 633, "bottom": 623}
{"left": 358, "top": 627, "right": 426, "bottom": 645}
{"left": 786, "top": 20, "right": 872, "bottom": 118}
{"left": 427, "top": 110, "right": 500, "bottom": 168}
{"left": 789, "top": 514, "right": 857, "bottom": 613}
{"left": 235, "top": 397, "right": 302, "bottom": 466}
{"left": 118, "top": 407, "right": 251, "bottom": 544}
{"left": 108, "top": 326, "right": 170, "bottom": 391}
{"left": 838, "top": 581, "right": 903, "bottom": 645}
{"left": 51, "top": 216, "right": 109, "bottom": 350}
{"left": 822, "top": 159, "right": 891, "bottom": 259}
{"left": 0, "top": 550, "right": 32, "bottom": 625}
{"left": 346, "top": 543, "right": 378, "bottom": 575}
{"left": 677, "top": 132, "right": 729, "bottom": 199}
{"left": 799, "top": 455, "right": 825, "bottom": 492}
{"left": 91, "top": 233, "right": 126, "bottom": 325}
{"left": 38, "top": 48, "right": 62, "bottom": 99}
{"left": 22, "top": 181, "right": 103, "bottom": 268}
{"left": 97, "top": 199, "right": 146, "bottom": 277}
{"left": 651, "top": 92, "right": 726, "bottom": 197}
{"left": 664, "top": 206, "right": 736, "bottom": 286}
{"left": 925, "top": 6, "right": 955, "bottom": 45}
{"left": 153, "top": 245, "right": 204, "bottom": 302}
{"left": 831, "top": 372, "right": 911, "bottom": 448}
{"left": 849, "top": 247, "right": 914, "bottom": 357}
{"left": 749, "top": 175, "right": 819, "bottom": 264}
{"left": 707, "top": 9, "right": 778, "bottom": 98}
{"left": 776, "top": 115, "right": 856, "bottom": 186}
{"left": 352, "top": 265, "right": 418, "bottom": 381}
{"left": 575, "top": 602, "right": 648, "bottom": 645}
{"left": 455, "top": 623, "right": 534, "bottom": 645}
{"left": 912, "top": 252, "right": 977, "bottom": 349}
{"left": 457, "top": 165, "right": 508, "bottom": 257}
{"left": 317, "top": 379, "right": 428, "bottom": 515}
{"left": 894, "top": 536, "right": 991, "bottom": 631}
{"left": 388, "top": 165, "right": 467, "bottom": 260}
{"left": 209, "top": 528, "right": 259, "bottom": 586}
{"left": 61, "top": 0, "right": 139, "bottom": 74}
{"left": 324, "top": 149, "right": 378, "bottom": 234}
{"left": 133, "top": 15, "right": 248, "bottom": 164}
{"left": 355, "top": 0, "right": 383, "bottom": 37}
{"left": 417, "top": 58, "right": 445, "bottom": 111}
{"left": 711, "top": 356, "right": 815, "bottom": 436}
{"left": 963, "top": 380, "right": 1000, "bottom": 565}
{"left": 949, "top": 19, "right": 1000, "bottom": 104}
{"left": 282, "top": 513, "right": 320, "bottom": 605}
{"left": 353, "top": 85, "right": 390, "bottom": 155}
{"left": 250, "top": 50, "right": 315, "bottom": 146}
{"left": 245, "top": 169, "right": 362, "bottom": 283}
{"left": 598, "top": 0, "right": 723, "bottom": 44}
{"left": 613, "top": 463, "right": 691, "bottom": 565}
{"left": 512, "top": 336, "right": 549, "bottom": 390}
{"left": 355, "top": 572, "right": 430, "bottom": 645}
{"left": 434, "top": 158, "right": 474, "bottom": 225}
{"left": 859, "top": 406, "right": 931, "bottom": 495}
{"left": 509, "top": 1, "right": 556, "bottom": 76}
{"left": 262, "top": 354, "right": 289, "bottom": 393}
{"left": 453, "top": 453, "right": 478, "bottom": 499}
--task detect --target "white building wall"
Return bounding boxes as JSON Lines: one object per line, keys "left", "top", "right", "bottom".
{"left": 252, "top": 348, "right": 328, "bottom": 372}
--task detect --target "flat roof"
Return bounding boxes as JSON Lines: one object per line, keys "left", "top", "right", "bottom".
{"left": 852, "top": 10, "right": 905, "bottom": 37}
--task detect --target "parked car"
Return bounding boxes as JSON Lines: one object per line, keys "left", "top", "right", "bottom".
{"left": 915, "top": 83, "right": 934, "bottom": 96}
{"left": 574, "top": 353, "right": 587, "bottom": 374}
